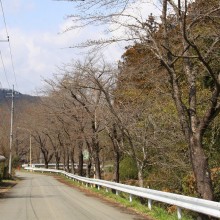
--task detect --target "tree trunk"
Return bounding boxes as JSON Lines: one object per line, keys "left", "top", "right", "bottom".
{"left": 113, "top": 151, "right": 120, "bottom": 183}
{"left": 94, "top": 149, "right": 101, "bottom": 179}
{"left": 86, "top": 161, "right": 92, "bottom": 178}
{"left": 111, "top": 123, "right": 121, "bottom": 183}
{"left": 45, "top": 160, "right": 49, "bottom": 169}
{"left": 41, "top": 149, "right": 49, "bottom": 169}
{"left": 63, "top": 150, "right": 66, "bottom": 171}
{"left": 66, "top": 149, "right": 70, "bottom": 172}
{"left": 56, "top": 161, "right": 60, "bottom": 170}
{"left": 78, "top": 147, "right": 83, "bottom": 176}
{"left": 137, "top": 169, "right": 144, "bottom": 187}
{"left": 134, "top": 159, "right": 145, "bottom": 187}
{"left": 92, "top": 136, "right": 101, "bottom": 179}
{"left": 70, "top": 148, "right": 75, "bottom": 174}
{"left": 55, "top": 152, "right": 60, "bottom": 170}
{"left": 190, "top": 134, "right": 213, "bottom": 201}
{"left": 84, "top": 140, "right": 92, "bottom": 178}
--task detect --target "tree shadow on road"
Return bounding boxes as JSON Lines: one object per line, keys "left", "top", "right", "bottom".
{"left": 0, "top": 180, "right": 17, "bottom": 198}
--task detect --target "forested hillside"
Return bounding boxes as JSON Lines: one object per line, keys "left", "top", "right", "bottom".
{"left": 0, "top": 89, "right": 39, "bottom": 104}
{"left": 0, "top": 89, "right": 40, "bottom": 167}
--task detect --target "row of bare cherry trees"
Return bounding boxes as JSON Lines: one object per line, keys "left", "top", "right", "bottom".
{"left": 19, "top": 56, "right": 186, "bottom": 189}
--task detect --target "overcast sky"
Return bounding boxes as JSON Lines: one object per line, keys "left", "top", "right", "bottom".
{"left": 0, "top": 0, "right": 124, "bottom": 95}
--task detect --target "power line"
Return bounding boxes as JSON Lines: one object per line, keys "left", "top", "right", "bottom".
{"left": 8, "top": 84, "right": 14, "bottom": 176}
{"left": 0, "top": 51, "right": 11, "bottom": 111}
{"left": 0, "top": 0, "right": 19, "bottom": 90}
{"left": 0, "top": 50, "right": 10, "bottom": 88}
{"left": 0, "top": 0, "right": 8, "bottom": 36}
{"left": 7, "top": 39, "right": 19, "bottom": 90}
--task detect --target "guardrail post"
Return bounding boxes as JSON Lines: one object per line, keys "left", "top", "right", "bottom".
{"left": 177, "top": 207, "right": 182, "bottom": 220}
{"left": 106, "top": 188, "right": 109, "bottom": 192}
{"left": 129, "top": 194, "right": 132, "bottom": 202}
{"left": 98, "top": 185, "right": 100, "bottom": 190}
{"left": 148, "top": 199, "right": 152, "bottom": 210}
{"left": 116, "top": 190, "right": 119, "bottom": 196}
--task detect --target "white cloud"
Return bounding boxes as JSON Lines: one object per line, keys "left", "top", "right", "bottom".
{"left": 0, "top": 18, "right": 123, "bottom": 95}
{"left": 108, "top": 0, "right": 161, "bottom": 40}
{"left": 4, "top": 0, "right": 35, "bottom": 14}
{"left": 2, "top": 1, "right": 161, "bottom": 94}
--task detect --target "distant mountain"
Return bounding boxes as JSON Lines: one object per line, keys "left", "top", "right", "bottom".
{"left": 0, "top": 89, "right": 40, "bottom": 104}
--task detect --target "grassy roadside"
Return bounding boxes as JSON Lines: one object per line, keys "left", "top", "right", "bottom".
{"left": 53, "top": 173, "right": 194, "bottom": 220}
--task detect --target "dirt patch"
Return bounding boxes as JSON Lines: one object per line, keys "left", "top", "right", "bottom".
{"left": 54, "top": 175, "right": 154, "bottom": 220}
{"left": 0, "top": 180, "right": 18, "bottom": 198}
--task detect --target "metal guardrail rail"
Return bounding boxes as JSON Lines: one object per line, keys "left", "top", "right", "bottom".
{"left": 24, "top": 167, "right": 220, "bottom": 219}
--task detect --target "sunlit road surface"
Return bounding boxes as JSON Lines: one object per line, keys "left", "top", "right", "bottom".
{"left": 0, "top": 171, "right": 147, "bottom": 220}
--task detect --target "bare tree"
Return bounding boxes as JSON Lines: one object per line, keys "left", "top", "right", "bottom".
{"left": 33, "top": 131, "right": 54, "bottom": 168}
{"left": 63, "top": 56, "right": 185, "bottom": 187}
{"left": 61, "top": 0, "right": 220, "bottom": 203}
{"left": 43, "top": 68, "right": 105, "bottom": 178}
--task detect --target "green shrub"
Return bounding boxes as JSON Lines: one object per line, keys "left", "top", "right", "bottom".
{"left": 119, "top": 156, "right": 138, "bottom": 180}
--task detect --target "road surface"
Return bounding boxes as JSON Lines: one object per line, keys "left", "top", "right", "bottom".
{"left": 0, "top": 172, "right": 147, "bottom": 220}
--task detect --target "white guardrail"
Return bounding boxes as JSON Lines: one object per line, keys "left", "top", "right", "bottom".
{"left": 24, "top": 167, "right": 220, "bottom": 219}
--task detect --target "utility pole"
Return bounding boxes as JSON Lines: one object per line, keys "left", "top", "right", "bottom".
{"left": 8, "top": 85, "right": 14, "bottom": 176}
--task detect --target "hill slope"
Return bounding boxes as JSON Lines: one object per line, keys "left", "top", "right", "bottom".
{"left": 0, "top": 89, "right": 40, "bottom": 104}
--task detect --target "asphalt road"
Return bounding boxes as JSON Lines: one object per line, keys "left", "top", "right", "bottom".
{"left": 0, "top": 172, "right": 147, "bottom": 220}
